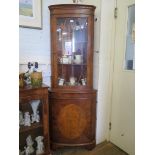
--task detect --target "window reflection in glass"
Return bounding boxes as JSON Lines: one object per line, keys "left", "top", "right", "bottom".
{"left": 124, "top": 5, "right": 135, "bottom": 70}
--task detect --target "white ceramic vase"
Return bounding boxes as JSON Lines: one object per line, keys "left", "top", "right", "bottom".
{"left": 74, "top": 55, "right": 82, "bottom": 64}
{"left": 30, "top": 100, "right": 40, "bottom": 123}
{"left": 70, "top": 77, "right": 76, "bottom": 85}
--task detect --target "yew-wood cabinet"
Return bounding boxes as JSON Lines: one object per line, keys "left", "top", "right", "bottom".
{"left": 48, "top": 4, "right": 97, "bottom": 150}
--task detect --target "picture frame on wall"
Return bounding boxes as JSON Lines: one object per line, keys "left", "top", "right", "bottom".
{"left": 19, "top": 0, "right": 42, "bottom": 29}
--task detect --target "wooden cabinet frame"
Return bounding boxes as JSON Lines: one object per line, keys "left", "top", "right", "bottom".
{"left": 48, "top": 4, "right": 97, "bottom": 150}
{"left": 19, "top": 85, "right": 50, "bottom": 154}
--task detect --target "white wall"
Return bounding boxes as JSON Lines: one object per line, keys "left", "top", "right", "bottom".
{"left": 19, "top": 0, "right": 115, "bottom": 145}
{"left": 97, "top": 0, "right": 116, "bottom": 142}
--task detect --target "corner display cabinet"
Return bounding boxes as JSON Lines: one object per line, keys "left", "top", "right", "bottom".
{"left": 19, "top": 85, "right": 50, "bottom": 155}
{"left": 48, "top": 4, "right": 97, "bottom": 150}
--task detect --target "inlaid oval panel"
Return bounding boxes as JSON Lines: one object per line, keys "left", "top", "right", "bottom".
{"left": 58, "top": 104, "right": 87, "bottom": 139}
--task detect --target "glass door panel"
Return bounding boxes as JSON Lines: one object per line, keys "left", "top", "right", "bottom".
{"left": 124, "top": 4, "right": 135, "bottom": 70}
{"left": 56, "top": 17, "right": 88, "bottom": 86}
{"left": 19, "top": 99, "right": 44, "bottom": 154}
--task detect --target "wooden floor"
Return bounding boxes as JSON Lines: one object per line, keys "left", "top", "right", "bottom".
{"left": 52, "top": 142, "right": 128, "bottom": 155}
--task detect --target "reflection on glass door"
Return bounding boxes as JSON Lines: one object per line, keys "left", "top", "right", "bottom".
{"left": 56, "top": 17, "right": 88, "bottom": 86}
{"left": 124, "top": 4, "right": 135, "bottom": 70}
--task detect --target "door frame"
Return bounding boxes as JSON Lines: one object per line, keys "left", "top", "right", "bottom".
{"left": 108, "top": 0, "right": 135, "bottom": 154}
{"left": 97, "top": 0, "right": 117, "bottom": 142}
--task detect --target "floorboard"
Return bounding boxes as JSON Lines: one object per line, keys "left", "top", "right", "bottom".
{"left": 52, "top": 142, "right": 128, "bottom": 155}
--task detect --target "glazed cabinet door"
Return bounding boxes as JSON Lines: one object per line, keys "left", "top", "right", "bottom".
{"left": 19, "top": 97, "right": 44, "bottom": 154}
{"left": 19, "top": 86, "right": 50, "bottom": 155}
{"left": 51, "top": 15, "right": 94, "bottom": 89}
